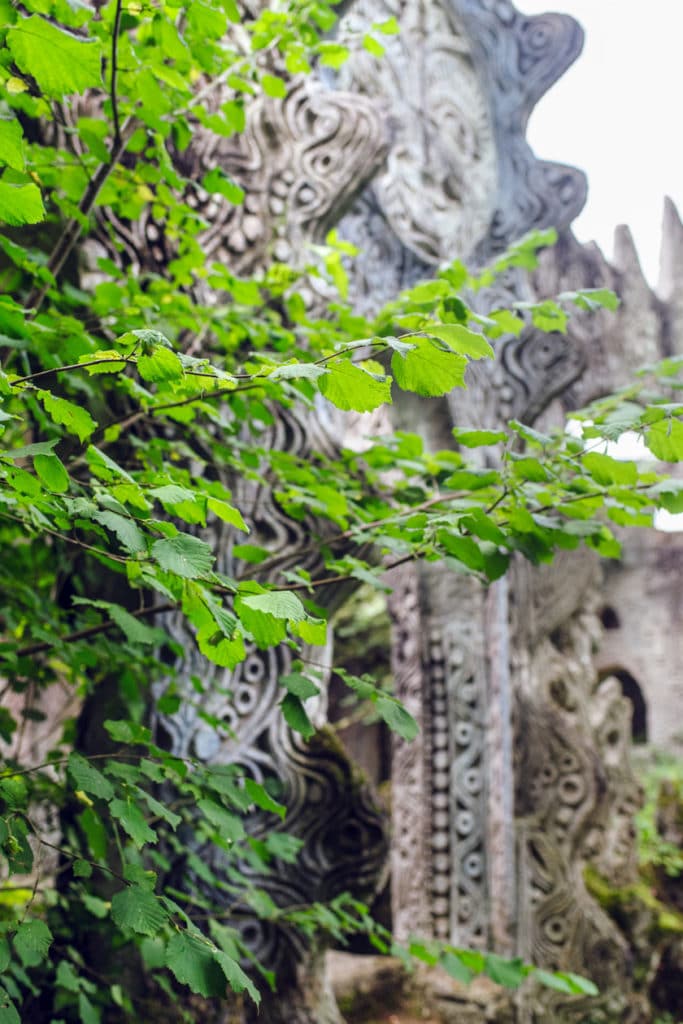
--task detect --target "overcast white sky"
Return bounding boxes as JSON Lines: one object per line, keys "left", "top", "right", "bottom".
{"left": 518, "top": 0, "right": 683, "bottom": 285}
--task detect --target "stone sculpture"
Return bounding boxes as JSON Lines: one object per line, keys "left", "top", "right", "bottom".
{"left": 53, "top": 1, "right": 683, "bottom": 1021}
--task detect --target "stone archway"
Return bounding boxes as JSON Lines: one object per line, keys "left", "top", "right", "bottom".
{"left": 600, "top": 667, "right": 649, "bottom": 745}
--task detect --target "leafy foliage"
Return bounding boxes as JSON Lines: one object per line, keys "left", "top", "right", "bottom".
{"left": 0, "top": 0, "right": 681, "bottom": 1019}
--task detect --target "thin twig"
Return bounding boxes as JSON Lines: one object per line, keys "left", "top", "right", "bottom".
{"left": 14, "top": 602, "right": 174, "bottom": 658}
{"left": 0, "top": 509, "right": 128, "bottom": 564}
{"left": 13, "top": 355, "right": 133, "bottom": 386}
{"left": 110, "top": 0, "right": 124, "bottom": 148}
{"left": 24, "top": 117, "right": 136, "bottom": 317}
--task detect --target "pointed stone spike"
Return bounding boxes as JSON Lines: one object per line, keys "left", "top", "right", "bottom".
{"left": 612, "top": 224, "right": 649, "bottom": 293}
{"left": 657, "top": 196, "right": 683, "bottom": 301}
{"left": 610, "top": 223, "right": 661, "bottom": 366}
{"left": 658, "top": 197, "right": 683, "bottom": 354}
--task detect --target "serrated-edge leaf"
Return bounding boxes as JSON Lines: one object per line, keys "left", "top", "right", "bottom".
{"left": 152, "top": 534, "right": 215, "bottom": 579}
{"left": 67, "top": 752, "right": 115, "bottom": 801}
{"left": 109, "top": 798, "right": 157, "bottom": 848}
{"left": 13, "top": 920, "right": 52, "bottom": 967}
{"left": 428, "top": 324, "right": 494, "bottom": 360}
{"left": 240, "top": 590, "right": 305, "bottom": 620}
{"left": 280, "top": 692, "right": 315, "bottom": 739}
{"left": 7, "top": 16, "right": 102, "bottom": 97}
{"left": 111, "top": 886, "right": 168, "bottom": 936}
{"left": 0, "top": 182, "right": 45, "bottom": 227}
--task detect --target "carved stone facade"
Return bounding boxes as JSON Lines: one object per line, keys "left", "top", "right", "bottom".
{"left": 40, "top": 1, "right": 683, "bottom": 1021}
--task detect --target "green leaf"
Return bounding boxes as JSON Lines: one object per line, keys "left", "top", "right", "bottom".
{"left": 526, "top": 300, "right": 568, "bottom": 334}
{"left": 0, "top": 775, "right": 28, "bottom": 809}
{"left": 373, "top": 15, "right": 400, "bottom": 33}
{"left": 646, "top": 418, "right": 683, "bottom": 461}
{"left": 317, "top": 43, "right": 350, "bottom": 69}
{"left": 244, "top": 778, "right": 286, "bottom": 819}
{"left": 440, "top": 950, "right": 473, "bottom": 984}
{"left": 207, "top": 497, "right": 248, "bottom": 531}
{"left": 559, "top": 287, "right": 619, "bottom": 312}
{"left": 67, "top": 753, "right": 115, "bottom": 801}
{"left": 0, "top": 939, "right": 9, "bottom": 973}
{"left": 137, "top": 347, "right": 184, "bottom": 383}
{"left": 535, "top": 969, "right": 598, "bottom": 996}
{"left": 152, "top": 535, "right": 215, "bottom": 578}
{"left": 375, "top": 697, "right": 418, "bottom": 742}
{"left": 0, "top": 119, "right": 25, "bottom": 172}
{"left": 240, "top": 590, "right": 306, "bottom": 620}
{"left": 109, "top": 799, "right": 157, "bottom": 848}
{"left": 264, "top": 832, "right": 303, "bottom": 863}
{"left": 362, "top": 33, "right": 385, "bottom": 57}
{"left": 484, "top": 953, "right": 528, "bottom": 989}
{"left": 1, "top": 439, "right": 59, "bottom": 460}
{"left": 384, "top": 336, "right": 417, "bottom": 358}
{"left": 76, "top": 599, "right": 164, "bottom": 646}
{"left": 650, "top": 480, "right": 683, "bottom": 514}
{"left": 213, "top": 950, "right": 261, "bottom": 1004}
{"left": 291, "top": 617, "right": 327, "bottom": 646}
{"left": 13, "top": 920, "right": 52, "bottom": 967}
{"left": 197, "top": 624, "right": 246, "bottom": 668}
{"left": 37, "top": 390, "right": 96, "bottom": 442}
{"left": 0, "top": 989, "right": 20, "bottom": 1024}
{"left": 281, "top": 693, "right": 315, "bottom": 739}
{"left": 0, "top": 182, "right": 45, "bottom": 227}
{"left": 202, "top": 168, "right": 245, "bottom": 205}
{"left": 107, "top": 605, "right": 163, "bottom": 646}
{"left": 82, "top": 893, "right": 110, "bottom": 919}
{"left": 233, "top": 599, "right": 287, "bottom": 649}
{"left": 197, "top": 799, "right": 245, "bottom": 841}
{"left": 404, "top": 279, "right": 450, "bottom": 304}
{"left": 111, "top": 886, "right": 168, "bottom": 937}
{"left": 78, "top": 806, "right": 108, "bottom": 861}
{"left": 232, "top": 543, "right": 269, "bottom": 564}
{"left": 485, "top": 309, "right": 524, "bottom": 337}
{"left": 56, "top": 960, "right": 81, "bottom": 992}
{"left": 268, "top": 362, "right": 328, "bottom": 382}
{"left": 437, "top": 530, "right": 485, "bottom": 571}
{"left": 319, "top": 359, "right": 392, "bottom": 412}
{"left": 73, "top": 859, "right": 92, "bottom": 878}
{"left": 33, "top": 453, "right": 69, "bottom": 492}
{"left": 280, "top": 673, "right": 319, "bottom": 699}
{"left": 78, "top": 993, "right": 100, "bottom": 1024}
{"left": 582, "top": 451, "right": 637, "bottom": 485}
{"left": 428, "top": 324, "right": 494, "bottom": 360}
{"left": 79, "top": 350, "right": 127, "bottom": 375}
{"left": 453, "top": 428, "right": 507, "bottom": 448}
{"left": 261, "top": 74, "right": 286, "bottom": 98}
{"left": 148, "top": 484, "right": 206, "bottom": 525}
{"left": 92, "top": 510, "right": 147, "bottom": 554}
{"left": 165, "top": 932, "right": 226, "bottom": 998}
{"left": 392, "top": 336, "right": 467, "bottom": 396}
{"left": 7, "top": 16, "right": 103, "bottom": 97}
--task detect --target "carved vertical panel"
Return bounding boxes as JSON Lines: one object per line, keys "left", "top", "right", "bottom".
{"left": 389, "top": 563, "right": 494, "bottom": 950}
{"left": 510, "top": 554, "right": 639, "bottom": 1017}
{"left": 442, "top": 595, "right": 489, "bottom": 949}
{"left": 387, "top": 563, "right": 432, "bottom": 940}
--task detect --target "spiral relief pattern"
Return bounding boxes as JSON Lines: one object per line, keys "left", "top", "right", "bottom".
{"left": 65, "top": 1, "right": 643, "bottom": 1017}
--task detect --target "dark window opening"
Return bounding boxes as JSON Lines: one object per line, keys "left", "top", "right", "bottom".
{"left": 601, "top": 667, "right": 648, "bottom": 744}
{"left": 600, "top": 606, "right": 621, "bottom": 630}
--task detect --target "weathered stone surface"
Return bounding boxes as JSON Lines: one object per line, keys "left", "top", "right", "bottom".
{"left": 20, "top": 1, "right": 682, "bottom": 1021}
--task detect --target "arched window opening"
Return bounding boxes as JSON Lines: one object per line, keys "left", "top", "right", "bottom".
{"left": 601, "top": 667, "right": 648, "bottom": 744}
{"left": 600, "top": 606, "right": 621, "bottom": 630}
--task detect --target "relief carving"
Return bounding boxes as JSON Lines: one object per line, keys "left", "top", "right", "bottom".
{"left": 47, "top": 1, "right": 672, "bottom": 1019}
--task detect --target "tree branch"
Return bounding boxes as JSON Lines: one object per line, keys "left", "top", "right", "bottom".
{"left": 24, "top": 117, "right": 136, "bottom": 317}
{"left": 110, "top": 0, "right": 124, "bottom": 149}
{"left": 14, "top": 601, "right": 174, "bottom": 658}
